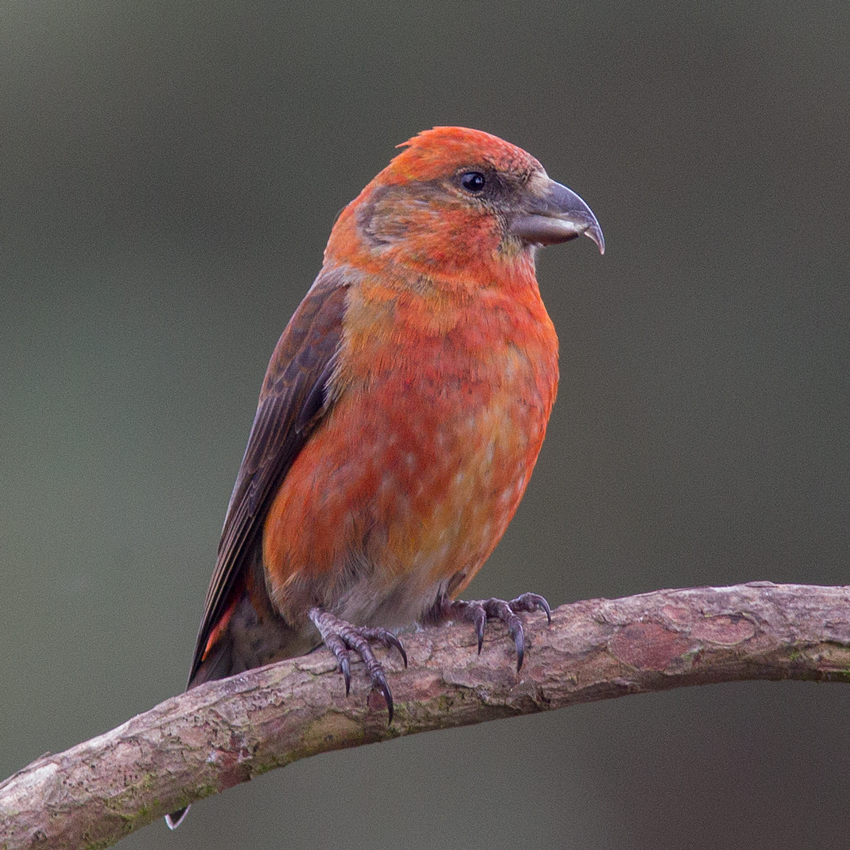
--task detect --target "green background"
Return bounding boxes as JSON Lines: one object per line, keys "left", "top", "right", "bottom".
{"left": 3, "top": 2, "right": 849, "bottom": 848}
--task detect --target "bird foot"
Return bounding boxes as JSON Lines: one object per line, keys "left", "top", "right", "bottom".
{"left": 441, "top": 592, "right": 551, "bottom": 671}
{"left": 308, "top": 607, "right": 408, "bottom": 723}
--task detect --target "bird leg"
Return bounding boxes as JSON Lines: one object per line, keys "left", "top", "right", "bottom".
{"left": 308, "top": 607, "right": 408, "bottom": 723}
{"left": 436, "top": 592, "right": 551, "bottom": 671}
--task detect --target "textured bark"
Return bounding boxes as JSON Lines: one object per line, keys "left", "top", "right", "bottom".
{"left": 2, "top": 582, "right": 850, "bottom": 849}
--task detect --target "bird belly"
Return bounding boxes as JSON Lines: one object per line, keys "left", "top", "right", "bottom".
{"left": 263, "top": 321, "right": 557, "bottom": 632}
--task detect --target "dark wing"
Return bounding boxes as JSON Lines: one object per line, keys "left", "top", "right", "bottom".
{"left": 187, "top": 270, "right": 350, "bottom": 684}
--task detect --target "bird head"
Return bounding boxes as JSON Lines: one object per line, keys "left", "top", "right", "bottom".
{"left": 325, "top": 126, "right": 604, "bottom": 280}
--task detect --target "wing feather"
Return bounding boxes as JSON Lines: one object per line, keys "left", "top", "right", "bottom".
{"left": 187, "top": 269, "right": 351, "bottom": 683}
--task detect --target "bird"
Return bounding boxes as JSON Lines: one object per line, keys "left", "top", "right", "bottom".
{"left": 166, "top": 126, "right": 603, "bottom": 828}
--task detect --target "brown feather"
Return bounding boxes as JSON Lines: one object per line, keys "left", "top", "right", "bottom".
{"left": 187, "top": 269, "right": 352, "bottom": 684}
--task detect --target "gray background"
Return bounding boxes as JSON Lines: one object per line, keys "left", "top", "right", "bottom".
{"left": 3, "top": 2, "right": 849, "bottom": 848}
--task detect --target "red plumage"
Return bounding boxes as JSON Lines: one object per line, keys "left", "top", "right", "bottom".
{"left": 167, "top": 127, "right": 602, "bottom": 828}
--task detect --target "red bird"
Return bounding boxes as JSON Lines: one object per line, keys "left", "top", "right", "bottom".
{"left": 167, "top": 127, "right": 602, "bottom": 827}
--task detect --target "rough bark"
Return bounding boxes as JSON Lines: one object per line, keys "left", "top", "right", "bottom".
{"left": 2, "top": 582, "right": 850, "bottom": 850}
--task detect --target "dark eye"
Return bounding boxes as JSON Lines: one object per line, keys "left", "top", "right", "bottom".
{"left": 460, "top": 171, "right": 486, "bottom": 193}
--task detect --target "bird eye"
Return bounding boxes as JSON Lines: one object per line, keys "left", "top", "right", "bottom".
{"left": 460, "top": 171, "right": 486, "bottom": 193}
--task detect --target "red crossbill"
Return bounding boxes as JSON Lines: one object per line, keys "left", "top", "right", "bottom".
{"left": 166, "top": 127, "right": 602, "bottom": 828}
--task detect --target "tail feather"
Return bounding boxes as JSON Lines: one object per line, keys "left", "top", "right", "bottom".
{"left": 164, "top": 578, "right": 301, "bottom": 830}
{"left": 165, "top": 805, "right": 191, "bottom": 830}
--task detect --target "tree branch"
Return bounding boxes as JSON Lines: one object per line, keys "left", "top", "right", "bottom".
{"left": 3, "top": 582, "right": 850, "bottom": 849}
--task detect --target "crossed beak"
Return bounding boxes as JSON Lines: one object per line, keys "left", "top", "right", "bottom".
{"left": 510, "top": 176, "right": 605, "bottom": 254}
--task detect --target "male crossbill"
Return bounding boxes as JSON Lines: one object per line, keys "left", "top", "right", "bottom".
{"left": 167, "top": 127, "right": 602, "bottom": 828}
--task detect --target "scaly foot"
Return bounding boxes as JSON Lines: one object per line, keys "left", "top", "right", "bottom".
{"left": 308, "top": 608, "right": 408, "bottom": 723}
{"left": 441, "top": 592, "right": 551, "bottom": 671}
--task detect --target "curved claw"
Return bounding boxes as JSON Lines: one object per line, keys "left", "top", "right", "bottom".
{"left": 385, "top": 632, "right": 409, "bottom": 668}
{"left": 445, "top": 591, "right": 551, "bottom": 671}
{"left": 339, "top": 653, "right": 351, "bottom": 696}
{"left": 469, "top": 604, "right": 487, "bottom": 653}
{"left": 371, "top": 668, "right": 395, "bottom": 725}
{"left": 354, "top": 626, "right": 409, "bottom": 669}
{"left": 507, "top": 617, "right": 525, "bottom": 671}
{"left": 450, "top": 599, "right": 488, "bottom": 652}
{"left": 510, "top": 592, "right": 552, "bottom": 624}
{"left": 308, "top": 608, "right": 404, "bottom": 723}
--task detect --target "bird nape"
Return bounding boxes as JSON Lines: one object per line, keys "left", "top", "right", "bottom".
{"left": 166, "top": 126, "right": 603, "bottom": 829}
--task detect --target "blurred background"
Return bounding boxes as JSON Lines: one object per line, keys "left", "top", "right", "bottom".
{"left": 2, "top": 2, "right": 849, "bottom": 848}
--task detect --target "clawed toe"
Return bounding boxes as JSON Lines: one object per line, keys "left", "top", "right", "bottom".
{"left": 509, "top": 592, "right": 552, "bottom": 623}
{"left": 308, "top": 608, "right": 407, "bottom": 723}
{"left": 445, "top": 592, "right": 551, "bottom": 671}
